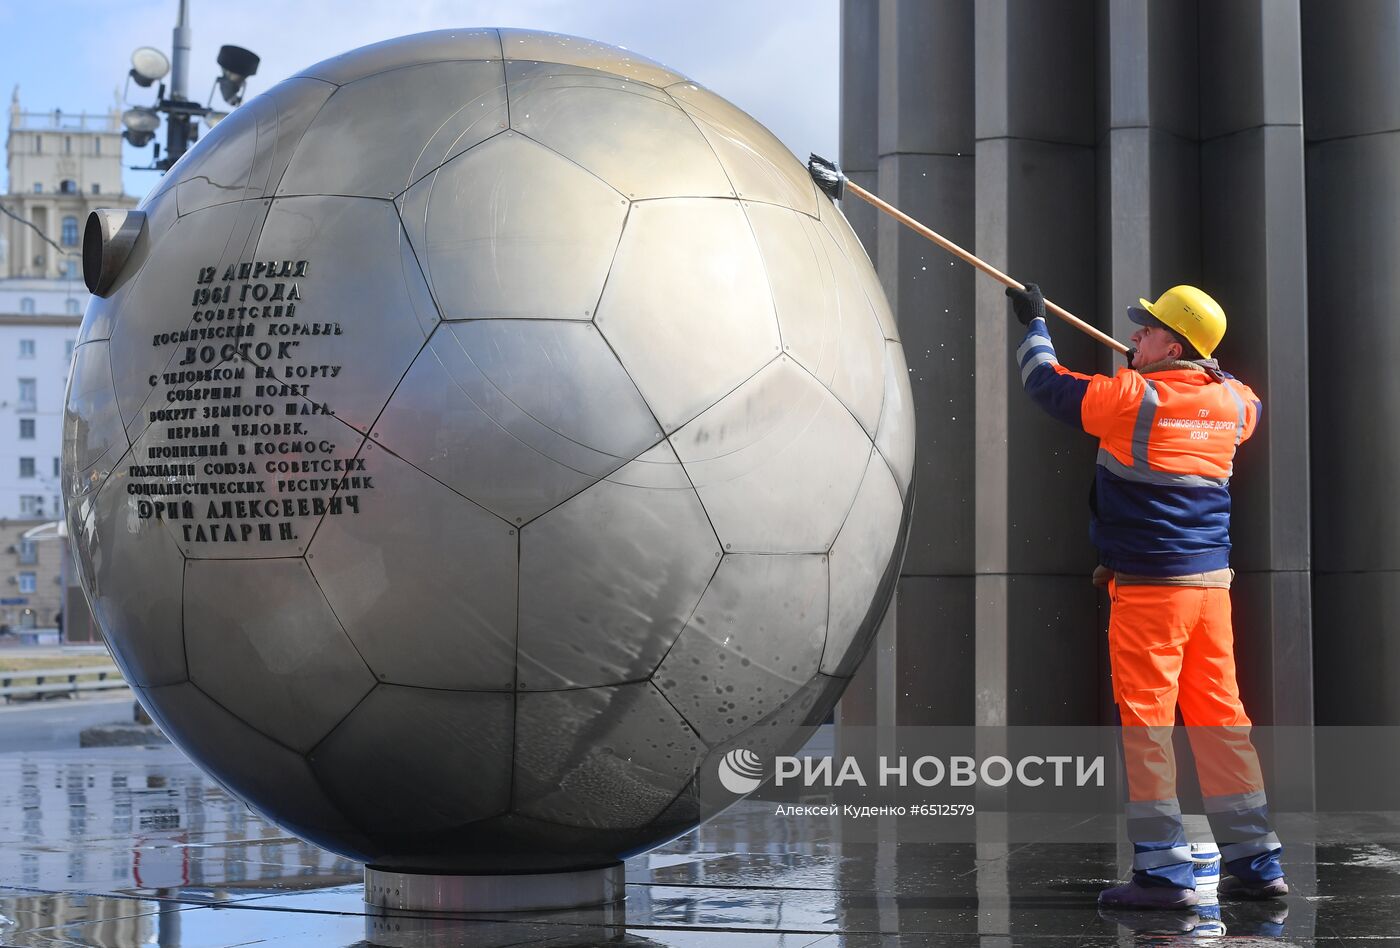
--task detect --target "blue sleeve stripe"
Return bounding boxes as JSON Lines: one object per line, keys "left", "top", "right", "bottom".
{"left": 1018, "top": 343, "right": 1056, "bottom": 364}
{"left": 1015, "top": 319, "right": 1053, "bottom": 362}
{"left": 1016, "top": 336, "right": 1052, "bottom": 362}
{"left": 1020, "top": 351, "right": 1058, "bottom": 384}
{"left": 1015, "top": 318, "right": 1085, "bottom": 428}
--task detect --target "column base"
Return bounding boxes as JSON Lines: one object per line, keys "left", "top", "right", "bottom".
{"left": 364, "top": 863, "right": 626, "bottom": 913}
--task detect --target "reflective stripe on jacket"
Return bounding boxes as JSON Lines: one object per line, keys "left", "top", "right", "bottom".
{"left": 1017, "top": 318, "right": 1262, "bottom": 576}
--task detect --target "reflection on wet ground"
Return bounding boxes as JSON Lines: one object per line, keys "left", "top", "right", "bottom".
{"left": 0, "top": 743, "right": 1394, "bottom": 945}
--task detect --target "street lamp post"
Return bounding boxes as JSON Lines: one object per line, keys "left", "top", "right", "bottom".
{"left": 166, "top": 0, "right": 192, "bottom": 165}
{"left": 119, "top": 1, "right": 260, "bottom": 172}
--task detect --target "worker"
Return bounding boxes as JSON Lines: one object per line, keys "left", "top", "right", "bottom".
{"left": 1006, "top": 282, "right": 1287, "bottom": 910}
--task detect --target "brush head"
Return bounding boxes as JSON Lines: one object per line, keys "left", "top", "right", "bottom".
{"left": 808, "top": 153, "right": 846, "bottom": 200}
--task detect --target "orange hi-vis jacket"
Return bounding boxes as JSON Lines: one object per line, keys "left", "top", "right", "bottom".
{"left": 1017, "top": 317, "right": 1262, "bottom": 576}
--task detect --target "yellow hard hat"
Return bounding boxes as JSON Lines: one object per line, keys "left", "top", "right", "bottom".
{"left": 1127, "top": 285, "right": 1227, "bottom": 358}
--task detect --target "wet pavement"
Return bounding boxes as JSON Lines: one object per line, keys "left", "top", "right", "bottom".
{"left": 0, "top": 693, "right": 134, "bottom": 755}
{"left": 0, "top": 739, "right": 1395, "bottom": 946}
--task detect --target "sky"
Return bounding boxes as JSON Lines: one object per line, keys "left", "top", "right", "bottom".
{"left": 1, "top": 0, "right": 839, "bottom": 200}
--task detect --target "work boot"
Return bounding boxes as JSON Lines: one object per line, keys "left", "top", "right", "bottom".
{"left": 1219, "top": 875, "right": 1289, "bottom": 900}
{"left": 1098, "top": 880, "right": 1199, "bottom": 909}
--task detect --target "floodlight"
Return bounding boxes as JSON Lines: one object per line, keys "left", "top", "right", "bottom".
{"left": 121, "top": 107, "right": 160, "bottom": 147}
{"left": 129, "top": 46, "right": 171, "bottom": 87}
{"left": 216, "top": 45, "right": 260, "bottom": 105}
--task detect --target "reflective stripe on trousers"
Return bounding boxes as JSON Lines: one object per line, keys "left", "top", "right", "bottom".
{"left": 1126, "top": 794, "right": 1193, "bottom": 877}
{"left": 1204, "top": 790, "right": 1285, "bottom": 881}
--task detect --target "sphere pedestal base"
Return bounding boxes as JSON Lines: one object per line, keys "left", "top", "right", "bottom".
{"left": 364, "top": 863, "right": 625, "bottom": 913}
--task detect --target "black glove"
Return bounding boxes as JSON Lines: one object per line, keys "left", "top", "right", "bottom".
{"left": 1006, "top": 282, "right": 1045, "bottom": 325}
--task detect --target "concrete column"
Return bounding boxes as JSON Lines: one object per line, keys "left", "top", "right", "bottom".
{"left": 836, "top": 0, "right": 882, "bottom": 272}
{"left": 1096, "top": 0, "right": 1201, "bottom": 362}
{"left": 1092, "top": 0, "right": 1204, "bottom": 736}
{"left": 877, "top": 0, "right": 977, "bottom": 726}
{"left": 834, "top": 0, "right": 884, "bottom": 737}
{"left": 974, "top": 0, "right": 1099, "bottom": 732}
{"left": 968, "top": 13, "right": 1101, "bottom": 926}
{"left": 1199, "top": 0, "right": 1313, "bottom": 808}
{"left": 1304, "top": 0, "right": 1400, "bottom": 726}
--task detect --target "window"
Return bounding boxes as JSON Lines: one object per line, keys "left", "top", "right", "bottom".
{"left": 17, "top": 539, "right": 36, "bottom": 566}
{"left": 19, "top": 458, "right": 35, "bottom": 479}
{"left": 18, "top": 339, "right": 34, "bottom": 359}
{"left": 18, "top": 379, "right": 35, "bottom": 410}
{"left": 60, "top": 260, "right": 79, "bottom": 280}
{"left": 64, "top": 136, "right": 72, "bottom": 155}
{"left": 18, "top": 496, "right": 42, "bottom": 517}
{"left": 19, "top": 298, "right": 34, "bottom": 315}
{"left": 61, "top": 216, "right": 78, "bottom": 246}
{"left": 91, "top": 183, "right": 100, "bottom": 194}
{"left": 65, "top": 299, "right": 79, "bottom": 315}
{"left": 52, "top": 458, "right": 59, "bottom": 478}
{"left": 34, "top": 135, "right": 41, "bottom": 153}
{"left": 19, "top": 419, "right": 34, "bottom": 440}
{"left": 32, "top": 182, "right": 41, "bottom": 193}
{"left": 17, "top": 573, "right": 35, "bottom": 594}
{"left": 59, "top": 180, "right": 76, "bottom": 195}
{"left": 65, "top": 340, "right": 75, "bottom": 361}
{"left": 95, "top": 138, "right": 101, "bottom": 156}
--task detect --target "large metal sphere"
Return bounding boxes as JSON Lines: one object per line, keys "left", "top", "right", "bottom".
{"left": 63, "top": 29, "right": 915, "bottom": 873}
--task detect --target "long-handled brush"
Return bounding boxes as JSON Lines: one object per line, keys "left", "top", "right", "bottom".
{"left": 808, "top": 154, "right": 1130, "bottom": 356}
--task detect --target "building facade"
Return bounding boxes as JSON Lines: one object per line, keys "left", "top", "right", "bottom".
{"left": 2, "top": 89, "right": 131, "bottom": 281}
{"left": 1, "top": 92, "right": 139, "bottom": 637}
{"left": 0, "top": 314, "right": 77, "bottom": 523}
{"left": 838, "top": 1, "right": 1398, "bottom": 795}
{"left": 0, "top": 519, "right": 64, "bottom": 637}
{"left": 1, "top": 92, "right": 139, "bottom": 527}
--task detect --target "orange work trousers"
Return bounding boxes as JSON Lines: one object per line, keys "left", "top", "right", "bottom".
{"left": 1108, "top": 579, "right": 1280, "bottom": 883}
{"left": 1108, "top": 578, "right": 1263, "bottom": 798}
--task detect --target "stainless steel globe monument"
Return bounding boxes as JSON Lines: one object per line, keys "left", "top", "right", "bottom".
{"left": 65, "top": 29, "right": 915, "bottom": 912}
